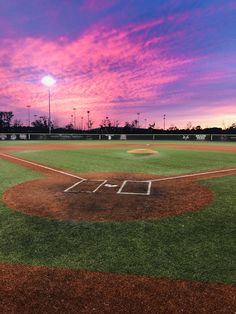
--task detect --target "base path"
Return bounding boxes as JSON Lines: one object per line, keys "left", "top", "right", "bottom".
{"left": 1, "top": 142, "right": 236, "bottom": 154}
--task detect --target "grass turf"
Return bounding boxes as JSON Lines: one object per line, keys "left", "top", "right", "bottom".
{"left": 14, "top": 147, "right": 236, "bottom": 176}
{"left": 0, "top": 156, "right": 235, "bottom": 284}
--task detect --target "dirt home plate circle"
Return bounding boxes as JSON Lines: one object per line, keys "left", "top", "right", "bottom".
{"left": 3, "top": 172, "right": 213, "bottom": 222}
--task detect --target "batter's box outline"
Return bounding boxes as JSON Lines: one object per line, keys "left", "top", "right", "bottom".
{"left": 117, "top": 180, "right": 152, "bottom": 196}
{"left": 64, "top": 179, "right": 108, "bottom": 193}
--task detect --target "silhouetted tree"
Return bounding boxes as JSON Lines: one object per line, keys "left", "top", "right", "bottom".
{"left": 100, "top": 117, "right": 120, "bottom": 129}
{"left": 13, "top": 119, "right": 23, "bottom": 128}
{"left": 168, "top": 124, "right": 178, "bottom": 131}
{"left": 124, "top": 122, "right": 132, "bottom": 129}
{"left": 0, "top": 111, "right": 14, "bottom": 128}
{"left": 229, "top": 123, "right": 236, "bottom": 129}
{"left": 148, "top": 122, "right": 155, "bottom": 130}
{"left": 186, "top": 122, "right": 193, "bottom": 130}
{"left": 100, "top": 117, "right": 111, "bottom": 128}
{"left": 31, "top": 116, "right": 50, "bottom": 130}
{"left": 65, "top": 123, "right": 73, "bottom": 130}
{"left": 112, "top": 120, "right": 120, "bottom": 128}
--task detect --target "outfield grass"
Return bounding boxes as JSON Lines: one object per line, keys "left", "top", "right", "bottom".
{"left": 0, "top": 156, "right": 235, "bottom": 284}
{"left": 14, "top": 147, "right": 236, "bottom": 176}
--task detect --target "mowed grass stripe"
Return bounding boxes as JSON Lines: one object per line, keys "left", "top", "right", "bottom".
{"left": 0, "top": 158, "right": 235, "bottom": 284}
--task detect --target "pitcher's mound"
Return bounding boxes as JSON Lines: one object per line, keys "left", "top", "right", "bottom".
{"left": 128, "top": 149, "right": 157, "bottom": 155}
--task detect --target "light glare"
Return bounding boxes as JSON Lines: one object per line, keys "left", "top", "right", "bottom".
{"left": 41, "top": 75, "right": 56, "bottom": 87}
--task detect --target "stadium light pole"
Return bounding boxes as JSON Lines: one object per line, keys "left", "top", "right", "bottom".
{"left": 73, "top": 107, "right": 77, "bottom": 129}
{"left": 26, "top": 105, "right": 31, "bottom": 127}
{"left": 137, "top": 112, "right": 140, "bottom": 128}
{"left": 87, "top": 111, "right": 90, "bottom": 130}
{"left": 81, "top": 116, "right": 84, "bottom": 130}
{"left": 41, "top": 75, "right": 56, "bottom": 134}
{"left": 163, "top": 114, "right": 166, "bottom": 130}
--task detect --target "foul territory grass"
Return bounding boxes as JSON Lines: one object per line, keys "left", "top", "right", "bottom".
{"left": 0, "top": 158, "right": 235, "bottom": 284}
{"left": 14, "top": 147, "right": 236, "bottom": 175}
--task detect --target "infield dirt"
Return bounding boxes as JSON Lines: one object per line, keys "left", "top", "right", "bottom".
{"left": 3, "top": 172, "right": 214, "bottom": 222}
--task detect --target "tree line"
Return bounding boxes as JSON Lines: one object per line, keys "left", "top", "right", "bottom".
{"left": 0, "top": 111, "right": 236, "bottom": 134}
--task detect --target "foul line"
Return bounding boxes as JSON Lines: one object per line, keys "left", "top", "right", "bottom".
{"left": 150, "top": 167, "right": 236, "bottom": 183}
{"left": 0, "top": 153, "right": 86, "bottom": 180}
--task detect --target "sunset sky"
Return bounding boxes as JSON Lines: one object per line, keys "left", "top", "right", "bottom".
{"left": 0, "top": 0, "right": 236, "bottom": 129}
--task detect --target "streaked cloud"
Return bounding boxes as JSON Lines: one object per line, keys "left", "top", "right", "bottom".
{"left": 0, "top": 0, "right": 235, "bottom": 127}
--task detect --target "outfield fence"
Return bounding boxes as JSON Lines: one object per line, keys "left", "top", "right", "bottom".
{"left": 0, "top": 133, "right": 236, "bottom": 141}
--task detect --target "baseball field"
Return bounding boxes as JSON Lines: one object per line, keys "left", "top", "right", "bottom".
{"left": 0, "top": 140, "right": 236, "bottom": 313}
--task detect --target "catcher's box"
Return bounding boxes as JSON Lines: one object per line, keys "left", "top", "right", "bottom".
{"left": 64, "top": 179, "right": 152, "bottom": 195}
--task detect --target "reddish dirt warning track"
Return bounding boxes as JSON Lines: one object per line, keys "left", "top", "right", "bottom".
{"left": 1, "top": 263, "right": 236, "bottom": 314}
{"left": 1, "top": 142, "right": 236, "bottom": 154}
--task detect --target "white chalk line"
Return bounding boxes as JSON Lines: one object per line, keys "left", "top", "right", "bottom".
{"left": 93, "top": 180, "right": 108, "bottom": 193}
{"left": 117, "top": 168, "right": 236, "bottom": 195}
{"left": 0, "top": 153, "right": 86, "bottom": 180}
{"left": 64, "top": 179, "right": 86, "bottom": 192}
{"left": 117, "top": 180, "right": 152, "bottom": 196}
{"left": 64, "top": 179, "right": 108, "bottom": 193}
{"left": 150, "top": 167, "right": 236, "bottom": 183}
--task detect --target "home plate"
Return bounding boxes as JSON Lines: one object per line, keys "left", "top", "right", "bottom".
{"left": 104, "top": 184, "right": 118, "bottom": 188}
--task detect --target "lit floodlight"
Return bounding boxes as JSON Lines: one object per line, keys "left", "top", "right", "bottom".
{"left": 41, "top": 75, "right": 56, "bottom": 87}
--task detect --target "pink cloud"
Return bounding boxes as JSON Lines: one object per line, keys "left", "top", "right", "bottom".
{"left": 0, "top": 19, "right": 195, "bottom": 126}
{"left": 1, "top": 12, "right": 235, "bottom": 128}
